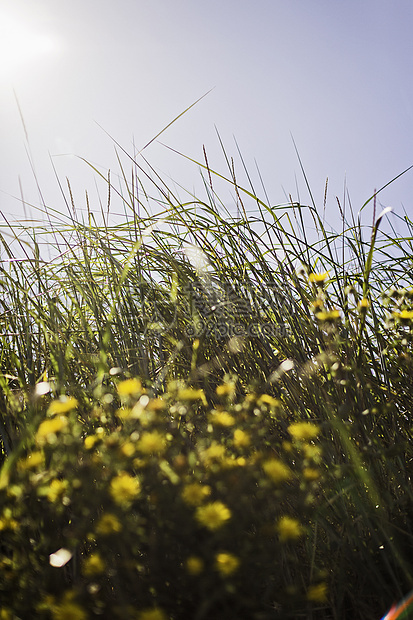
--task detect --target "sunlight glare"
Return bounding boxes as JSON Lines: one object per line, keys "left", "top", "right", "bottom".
{"left": 0, "top": 12, "right": 59, "bottom": 79}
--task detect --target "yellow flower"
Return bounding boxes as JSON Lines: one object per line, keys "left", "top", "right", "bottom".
{"left": 47, "top": 479, "right": 68, "bottom": 503}
{"left": 216, "top": 382, "right": 236, "bottom": 397}
{"left": 136, "top": 431, "right": 167, "bottom": 455}
{"left": 138, "top": 608, "right": 167, "bottom": 620}
{"left": 263, "top": 459, "right": 292, "bottom": 484}
{"left": 120, "top": 441, "right": 135, "bottom": 457}
{"left": 47, "top": 397, "right": 78, "bottom": 416}
{"left": 257, "top": 394, "right": 280, "bottom": 408}
{"left": 307, "top": 582, "right": 328, "bottom": 603}
{"left": 147, "top": 398, "right": 166, "bottom": 411}
{"left": 277, "top": 516, "right": 303, "bottom": 542}
{"left": 96, "top": 513, "right": 122, "bottom": 535}
{"left": 357, "top": 298, "right": 370, "bottom": 311}
{"left": 51, "top": 597, "right": 88, "bottom": 620}
{"left": 288, "top": 422, "right": 320, "bottom": 441}
{"left": 181, "top": 483, "right": 211, "bottom": 506}
{"left": 84, "top": 435, "right": 99, "bottom": 450}
{"left": 208, "top": 411, "right": 235, "bottom": 427}
{"left": 233, "top": 429, "right": 251, "bottom": 448}
{"left": 17, "top": 451, "right": 44, "bottom": 470}
{"left": 315, "top": 309, "right": 341, "bottom": 323}
{"left": 309, "top": 272, "right": 329, "bottom": 284}
{"left": 195, "top": 501, "right": 231, "bottom": 530}
{"left": 202, "top": 442, "right": 226, "bottom": 464}
{"left": 117, "top": 378, "right": 143, "bottom": 398}
{"left": 215, "top": 552, "right": 240, "bottom": 576}
{"left": 303, "top": 467, "right": 320, "bottom": 481}
{"left": 185, "top": 556, "right": 204, "bottom": 575}
{"left": 0, "top": 514, "right": 18, "bottom": 531}
{"left": 82, "top": 552, "right": 106, "bottom": 577}
{"left": 302, "top": 443, "right": 322, "bottom": 461}
{"left": 35, "top": 416, "right": 68, "bottom": 444}
{"left": 0, "top": 610, "right": 12, "bottom": 620}
{"left": 393, "top": 309, "right": 413, "bottom": 322}
{"left": 177, "top": 387, "right": 207, "bottom": 406}
{"left": 110, "top": 472, "right": 140, "bottom": 506}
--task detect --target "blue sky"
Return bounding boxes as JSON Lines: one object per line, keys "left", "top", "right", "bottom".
{"left": 1, "top": 0, "right": 412, "bottom": 238}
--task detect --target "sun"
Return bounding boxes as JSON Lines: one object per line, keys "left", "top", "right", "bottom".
{"left": 0, "top": 11, "right": 59, "bottom": 79}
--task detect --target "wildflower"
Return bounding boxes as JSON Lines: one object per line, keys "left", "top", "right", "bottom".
{"left": 307, "top": 582, "right": 328, "bottom": 603}
{"left": 51, "top": 593, "right": 88, "bottom": 620}
{"left": 208, "top": 411, "right": 235, "bottom": 427}
{"left": 357, "top": 298, "right": 370, "bottom": 311}
{"left": 116, "top": 407, "right": 133, "bottom": 421}
{"left": 36, "top": 416, "right": 67, "bottom": 443}
{"left": 110, "top": 472, "right": 140, "bottom": 506}
{"left": 263, "top": 459, "right": 292, "bottom": 484}
{"left": 136, "top": 431, "right": 167, "bottom": 455}
{"left": 138, "top": 609, "right": 168, "bottom": 620}
{"left": 257, "top": 394, "right": 280, "bottom": 408}
{"left": 177, "top": 387, "right": 207, "bottom": 406}
{"left": 393, "top": 309, "right": 413, "bottom": 323}
{"left": 181, "top": 483, "right": 211, "bottom": 506}
{"left": 185, "top": 556, "right": 204, "bottom": 575}
{"left": 47, "top": 397, "right": 78, "bottom": 416}
{"left": 96, "top": 513, "right": 122, "bottom": 535}
{"left": 117, "top": 378, "right": 143, "bottom": 399}
{"left": 233, "top": 429, "right": 251, "bottom": 448}
{"left": 277, "top": 516, "right": 303, "bottom": 541}
{"left": 47, "top": 479, "right": 68, "bottom": 503}
{"left": 215, "top": 552, "right": 240, "bottom": 576}
{"left": 84, "top": 435, "right": 99, "bottom": 450}
{"left": 309, "top": 272, "right": 329, "bottom": 284}
{"left": 120, "top": 441, "right": 135, "bottom": 457}
{"left": 216, "top": 382, "right": 236, "bottom": 397}
{"left": 0, "top": 513, "right": 18, "bottom": 531}
{"left": 288, "top": 422, "right": 320, "bottom": 441}
{"left": 147, "top": 398, "right": 166, "bottom": 411}
{"left": 17, "top": 451, "right": 44, "bottom": 470}
{"left": 82, "top": 552, "right": 106, "bottom": 577}
{"left": 202, "top": 442, "right": 226, "bottom": 464}
{"left": 0, "top": 609, "right": 12, "bottom": 620}
{"left": 302, "top": 443, "right": 322, "bottom": 461}
{"left": 195, "top": 501, "right": 232, "bottom": 530}
{"left": 303, "top": 467, "right": 320, "bottom": 481}
{"left": 315, "top": 309, "right": 341, "bottom": 323}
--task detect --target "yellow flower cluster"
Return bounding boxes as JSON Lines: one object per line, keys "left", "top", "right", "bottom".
{"left": 195, "top": 501, "right": 231, "bottom": 531}
{"left": 208, "top": 411, "right": 235, "bottom": 427}
{"left": 47, "top": 397, "right": 78, "bottom": 416}
{"left": 82, "top": 552, "right": 106, "bottom": 577}
{"left": 277, "top": 516, "right": 303, "bottom": 542}
{"left": 185, "top": 556, "right": 204, "bottom": 575}
{"left": 233, "top": 429, "right": 251, "bottom": 448}
{"left": 181, "top": 483, "right": 211, "bottom": 506}
{"left": 136, "top": 431, "right": 167, "bottom": 455}
{"left": 177, "top": 387, "right": 207, "bottom": 406}
{"left": 117, "top": 378, "right": 144, "bottom": 398}
{"left": 138, "top": 608, "right": 167, "bottom": 620}
{"left": 215, "top": 552, "right": 240, "bottom": 576}
{"left": 110, "top": 472, "right": 140, "bottom": 506}
{"left": 95, "top": 513, "right": 122, "bottom": 535}
{"left": 46, "top": 479, "right": 68, "bottom": 503}
{"left": 288, "top": 422, "right": 320, "bottom": 441}
{"left": 263, "top": 459, "right": 292, "bottom": 484}
{"left": 35, "top": 416, "right": 68, "bottom": 444}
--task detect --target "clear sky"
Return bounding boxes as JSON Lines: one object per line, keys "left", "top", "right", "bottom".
{"left": 1, "top": 0, "right": 413, "bottom": 237}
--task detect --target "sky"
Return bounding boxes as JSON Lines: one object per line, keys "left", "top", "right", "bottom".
{"left": 1, "top": 0, "right": 413, "bottom": 242}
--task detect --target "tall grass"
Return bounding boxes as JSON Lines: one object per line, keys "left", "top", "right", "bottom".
{"left": 1, "top": 134, "right": 413, "bottom": 619}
